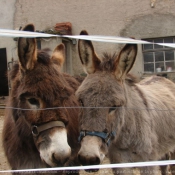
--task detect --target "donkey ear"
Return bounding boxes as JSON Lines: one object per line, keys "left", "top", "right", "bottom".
{"left": 18, "top": 24, "right": 37, "bottom": 71}
{"left": 115, "top": 44, "right": 137, "bottom": 80}
{"left": 51, "top": 43, "right": 65, "bottom": 68}
{"left": 78, "top": 30, "right": 101, "bottom": 74}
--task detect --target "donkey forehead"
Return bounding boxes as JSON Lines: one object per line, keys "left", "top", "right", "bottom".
{"left": 23, "top": 61, "right": 61, "bottom": 83}
{"left": 77, "top": 72, "right": 120, "bottom": 91}
{"left": 76, "top": 73, "right": 124, "bottom": 103}
{"left": 19, "top": 68, "right": 66, "bottom": 99}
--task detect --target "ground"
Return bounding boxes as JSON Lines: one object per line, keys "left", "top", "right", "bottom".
{"left": 0, "top": 116, "right": 11, "bottom": 174}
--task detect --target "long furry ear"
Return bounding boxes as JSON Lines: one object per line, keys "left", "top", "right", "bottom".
{"left": 18, "top": 24, "right": 37, "bottom": 71}
{"left": 78, "top": 30, "right": 101, "bottom": 74}
{"left": 114, "top": 44, "right": 137, "bottom": 80}
{"left": 51, "top": 43, "right": 65, "bottom": 68}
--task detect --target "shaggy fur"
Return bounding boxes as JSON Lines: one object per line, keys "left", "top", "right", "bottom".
{"left": 76, "top": 30, "right": 175, "bottom": 175}
{"left": 2, "top": 24, "right": 80, "bottom": 175}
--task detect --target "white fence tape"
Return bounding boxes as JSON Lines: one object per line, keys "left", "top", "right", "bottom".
{"left": 1, "top": 28, "right": 175, "bottom": 47}
{"left": 1, "top": 28, "right": 175, "bottom": 173}
{"left": 0, "top": 160, "right": 175, "bottom": 173}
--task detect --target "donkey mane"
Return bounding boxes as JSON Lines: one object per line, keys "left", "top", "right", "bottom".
{"left": 37, "top": 48, "right": 51, "bottom": 64}
{"left": 100, "top": 52, "right": 117, "bottom": 72}
{"left": 100, "top": 52, "right": 139, "bottom": 85}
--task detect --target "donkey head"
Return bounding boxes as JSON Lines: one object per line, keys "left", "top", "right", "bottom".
{"left": 76, "top": 30, "right": 137, "bottom": 168}
{"left": 13, "top": 24, "right": 73, "bottom": 167}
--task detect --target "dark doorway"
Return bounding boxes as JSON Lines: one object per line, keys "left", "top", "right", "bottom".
{"left": 0, "top": 48, "right": 8, "bottom": 96}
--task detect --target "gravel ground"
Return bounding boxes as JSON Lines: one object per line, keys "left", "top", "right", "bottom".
{"left": 0, "top": 116, "right": 11, "bottom": 175}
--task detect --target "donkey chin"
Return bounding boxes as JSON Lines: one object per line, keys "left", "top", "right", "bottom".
{"left": 78, "top": 136, "right": 106, "bottom": 172}
{"left": 39, "top": 128, "right": 71, "bottom": 167}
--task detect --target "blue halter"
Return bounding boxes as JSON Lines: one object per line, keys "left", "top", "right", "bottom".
{"left": 78, "top": 130, "right": 116, "bottom": 146}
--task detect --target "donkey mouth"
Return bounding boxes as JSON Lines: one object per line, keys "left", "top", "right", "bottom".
{"left": 52, "top": 153, "right": 69, "bottom": 167}
{"left": 42, "top": 156, "right": 68, "bottom": 168}
{"left": 85, "top": 168, "right": 99, "bottom": 173}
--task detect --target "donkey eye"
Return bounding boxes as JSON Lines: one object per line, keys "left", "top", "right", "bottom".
{"left": 79, "top": 99, "right": 84, "bottom": 107}
{"left": 28, "top": 98, "right": 39, "bottom": 106}
{"left": 109, "top": 105, "right": 117, "bottom": 113}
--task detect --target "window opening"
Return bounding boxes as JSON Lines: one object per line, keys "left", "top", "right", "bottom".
{"left": 142, "top": 37, "right": 175, "bottom": 73}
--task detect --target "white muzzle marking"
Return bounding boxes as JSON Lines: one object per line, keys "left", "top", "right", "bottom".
{"left": 39, "top": 128, "right": 71, "bottom": 167}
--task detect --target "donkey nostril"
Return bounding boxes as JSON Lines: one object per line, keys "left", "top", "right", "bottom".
{"left": 94, "top": 156, "right": 100, "bottom": 165}
{"left": 78, "top": 154, "right": 100, "bottom": 172}
{"left": 52, "top": 153, "right": 59, "bottom": 163}
{"left": 52, "top": 153, "right": 69, "bottom": 166}
{"left": 78, "top": 154, "right": 100, "bottom": 166}
{"left": 84, "top": 156, "right": 100, "bottom": 172}
{"left": 78, "top": 154, "right": 85, "bottom": 165}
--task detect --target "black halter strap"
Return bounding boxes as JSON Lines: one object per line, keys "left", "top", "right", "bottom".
{"left": 78, "top": 130, "right": 115, "bottom": 146}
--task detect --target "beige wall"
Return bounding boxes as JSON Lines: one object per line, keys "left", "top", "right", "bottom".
{"left": 0, "top": 0, "right": 16, "bottom": 62}
{"left": 2, "top": 0, "right": 175, "bottom": 78}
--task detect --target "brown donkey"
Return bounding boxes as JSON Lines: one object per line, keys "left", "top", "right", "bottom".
{"left": 2, "top": 24, "right": 80, "bottom": 175}
{"left": 76, "top": 30, "right": 175, "bottom": 175}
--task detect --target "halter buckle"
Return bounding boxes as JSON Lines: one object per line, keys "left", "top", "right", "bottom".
{"left": 32, "top": 125, "right": 39, "bottom": 137}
